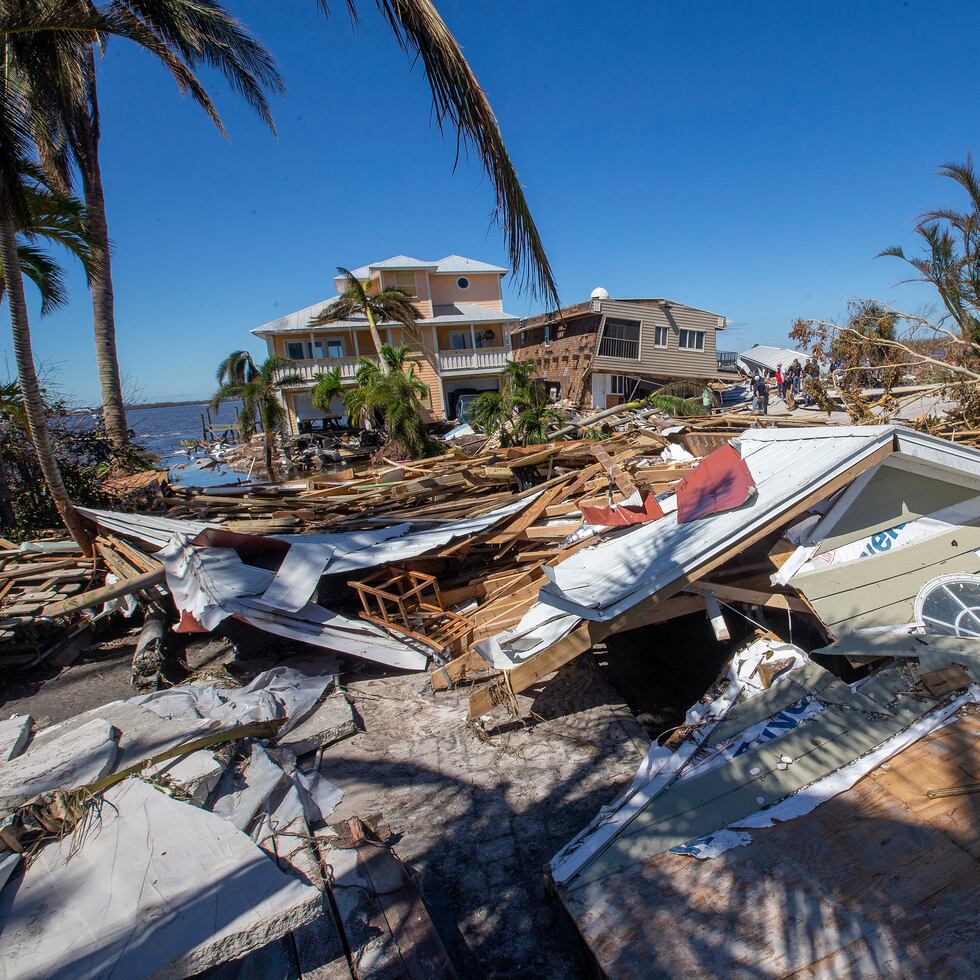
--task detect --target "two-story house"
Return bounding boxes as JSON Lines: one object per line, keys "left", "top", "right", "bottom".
{"left": 251, "top": 255, "right": 519, "bottom": 431}
{"left": 510, "top": 290, "right": 739, "bottom": 409}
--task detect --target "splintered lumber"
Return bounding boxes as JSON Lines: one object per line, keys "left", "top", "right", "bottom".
{"left": 40, "top": 566, "right": 166, "bottom": 619}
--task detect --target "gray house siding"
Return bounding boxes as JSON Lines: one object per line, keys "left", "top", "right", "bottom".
{"left": 591, "top": 299, "right": 726, "bottom": 380}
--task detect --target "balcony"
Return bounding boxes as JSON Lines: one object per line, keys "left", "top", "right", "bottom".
{"left": 597, "top": 336, "right": 640, "bottom": 360}
{"left": 274, "top": 357, "right": 363, "bottom": 385}
{"left": 717, "top": 350, "right": 739, "bottom": 372}
{"left": 437, "top": 347, "right": 512, "bottom": 373}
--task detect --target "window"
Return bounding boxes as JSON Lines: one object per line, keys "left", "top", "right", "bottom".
{"left": 325, "top": 339, "right": 345, "bottom": 359}
{"left": 457, "top": 276, "right": 470, "bottom": 289}
{"left": 679, "top": 329, "right": 705, "bottom": 351}
{"left": 449, "top": 331, "right": 470, "bottom": 350}
{"left": 915, "top": 575, "right": 980, "bottom": 637}
{"left": 610, "top": 375, "right": 634, "bottom": 396}
{"left": 544, "top": 324, "right": 552, "bottom": 345}
{"left": 654, "top": 325, "right": 669, "bottom": 347}
{"left": 285, "top": 341, "right": 306, "bottom": 360}
{"left": 393, "top": 270, "right": 417, "bottom": 296}
{"left": 598, "top": 319, "right": 641, "bottom": 359}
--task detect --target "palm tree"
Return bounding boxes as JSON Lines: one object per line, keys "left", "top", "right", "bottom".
{"left": 212, "top": 354, "right": 300, "bottom": 480}
{"left": 341, "top": 346, "right": 430, "bottom": 458}
{"left": 0, "top": 15, "right": 96, "bottom": 550}
{"left": 469, "top": 358, "right": 555, "bottom": 445}
{"left": 309, "top": 268, "right": 420, "bottom": 374}
{"left": 0, "top": 1, "right": 268, "bottom": 548}
{"left": 314, "top": 1, "right": 558, "bottom": 307}
{"left": 63, "top": 2, "right": 282, "bottom": 448}
{"left": 310, "top": 366, "right": 343, "bottom": 416}
{"left": 880, "top": 158, "right": 980, "bottom": 345}
{"left": 0, "top": 167, "right": 91, "bottom": 315}
{"left": 214, "top": 349, "right": 259, "bottom": 439}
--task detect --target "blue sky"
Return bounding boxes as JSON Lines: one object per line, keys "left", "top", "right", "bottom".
{"left": 4, "top": 0, "right": 979, "bottom": 404}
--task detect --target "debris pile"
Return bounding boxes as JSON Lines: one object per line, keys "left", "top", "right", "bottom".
{"left": 3, "top": 411, "right": 980, "bottom": 975}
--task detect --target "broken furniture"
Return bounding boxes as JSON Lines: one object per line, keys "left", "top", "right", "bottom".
{"left": 348, "top": 567, "right": 474, "bottom": 660}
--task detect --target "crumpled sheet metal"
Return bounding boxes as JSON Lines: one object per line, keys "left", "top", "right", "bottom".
{"left": 159, "top": 533, "right": 429, "bottom": 671}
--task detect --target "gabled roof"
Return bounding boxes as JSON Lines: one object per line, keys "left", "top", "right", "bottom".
{"left": 251, "top": 299, "right": 516, "bottom": 336}
{"left": 340, "top": 254, "right": 507, "bottom": 280}
{"left": 432, "top": 255, "right": 507, "bottom": 274}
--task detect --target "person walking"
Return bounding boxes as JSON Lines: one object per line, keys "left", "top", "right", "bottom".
{"left": 702, "top": 385, "right": 717, "bottom": 416}
{"left": 775, "top": 364, "right": 785, "bottom": 401}
{"left": 751, "top": 372, "right": 768, "bottom": 414}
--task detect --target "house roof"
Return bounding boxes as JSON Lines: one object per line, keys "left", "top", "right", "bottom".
{"left": 513, "top": 297, "right": 726, "bottom": 334}
{"left": 342, "top": 254, "right": 507, "bottom": 280}
{"left": 738, "top": 344, "right": 812, "bottom": 371}
{"left": 251, "top": 300, "right": 516, "bottom": 336}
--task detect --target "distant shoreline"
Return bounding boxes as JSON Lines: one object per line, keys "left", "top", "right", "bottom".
{"left": 125, "top": 399, "right": 212, "bottom": 411}
{"left": 64, "top": 398, "right": 242, "bottom": 415}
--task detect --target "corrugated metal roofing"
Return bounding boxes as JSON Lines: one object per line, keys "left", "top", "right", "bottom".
{"left": 738, "top": 344, "right": 812, "bottom": 371}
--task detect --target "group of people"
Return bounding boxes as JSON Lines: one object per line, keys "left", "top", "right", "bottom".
{"left": 750, "top": 358, "right": 818, "bottom": 414}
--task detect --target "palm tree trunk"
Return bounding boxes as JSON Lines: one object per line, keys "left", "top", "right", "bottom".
{"left": 363, "top": 306, "right": 390, "bottom": 374}
{"left": 77, "top": 82, "right": 129, "bottom": 448}
{"left": 0, "top": 197, "right": 92, "bottom": 554}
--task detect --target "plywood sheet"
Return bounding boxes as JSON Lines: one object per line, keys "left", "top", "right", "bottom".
{"left": 558, "top": 709, "right": 980, "bottom": 978}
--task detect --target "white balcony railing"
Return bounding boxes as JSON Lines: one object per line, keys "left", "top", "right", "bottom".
{"left": 274, "top": 357, "right": 363, "bottom": 385}
{"left": 437, "top": 347, "right": 511, "bottom": 373}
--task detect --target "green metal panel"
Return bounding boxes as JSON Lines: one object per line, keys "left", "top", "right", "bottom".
{"left": 819, "top": 464, "right": 976, "bottom": 553}
{"left": 799, "top": 522, "right": 980, "bottom": 634}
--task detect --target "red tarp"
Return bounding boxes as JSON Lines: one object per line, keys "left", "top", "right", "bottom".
{"left": 675, "top": 443, "right": 755, "bottom": 524}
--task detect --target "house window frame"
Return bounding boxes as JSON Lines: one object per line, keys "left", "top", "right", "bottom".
{"left": 393, "top": 270, "right": 417, "bottom": 297}
{"left": 597, "top": 318, "right": 642, "bottom": 360}
{"left": 325, "top": 339, "right": 345, "bottom": 359}
{"left": 285, "top": 340, "right": 306, "bottom": 360}
{"left": 679, "top": 329, "right": 705, "bottom": 351}
{"left": 449, "top": 330, "right": 470, "bottom": 351}
{"left": 457, "top": 276, "right": 470, "bottom": 290}
{"left": 654, "top": 325, "right": 669, "bottom": 348}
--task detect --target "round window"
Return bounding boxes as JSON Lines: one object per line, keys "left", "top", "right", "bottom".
{"left": 457, "top": 276, "right": 470, "bottom": 289}
{"left": 914, "top": 574, "right": 980, "bottom": 637}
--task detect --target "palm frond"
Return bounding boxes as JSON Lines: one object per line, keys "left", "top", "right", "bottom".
{"left": 367, "top": 0, "right": 558, "bottom": 305}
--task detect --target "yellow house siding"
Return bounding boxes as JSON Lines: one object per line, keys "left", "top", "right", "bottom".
{"left": 414, "top": 355, "right": 444, "bottom": 419}
{"left": 430, "top": 273, "right": 502, "bottom": 309}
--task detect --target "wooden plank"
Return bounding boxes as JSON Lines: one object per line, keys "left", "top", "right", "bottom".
{"left": 41, "top": 567, "right": 166, "bottom": 619}
{"left": 691, "top": 581, "right": 811, "bottom": 613}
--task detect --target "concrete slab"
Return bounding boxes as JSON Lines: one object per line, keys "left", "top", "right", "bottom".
{"left": 0, "top": 716, "right": 31, "bottom": 763}
{"left": 0, "top": 778, "right": 322, "bottom": 979}
{"left": 29, "top": 700, "right": 219, "bottom": 775}
{"left": 148, "top": 750, "right": 226, "bottom": 805}
{"left": 278, "top": 694, "right": 357, "bottom": 757}
{"left": 0, "top": 717, "right": 118, "bottom": 813}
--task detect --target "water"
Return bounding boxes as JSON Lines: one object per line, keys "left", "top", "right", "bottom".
{"left": 124, "top": 400, "right": 248, "bottom": 488}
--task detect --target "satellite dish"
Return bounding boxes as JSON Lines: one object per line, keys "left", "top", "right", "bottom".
{"left": 590, "top": 286, "right": 609, "bottom": 300}
{"left": 914, "top": 574, "right": 980, "bottom": 636}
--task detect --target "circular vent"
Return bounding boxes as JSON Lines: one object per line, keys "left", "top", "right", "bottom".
{"left": 914, "top": 574, "right": 980, "bottom": 637}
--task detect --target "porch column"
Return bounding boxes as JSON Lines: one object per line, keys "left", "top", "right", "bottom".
{"left": 469, "top": 324, "right": 477, "bottom": 350}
